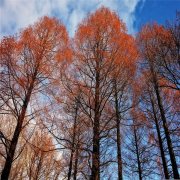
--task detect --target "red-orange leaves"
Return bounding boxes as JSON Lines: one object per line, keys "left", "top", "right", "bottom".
{"left": 20, "top": 16, "right": 70, "bottom": 65}
{"left": 0, "top": 16, "right": 71, "bottom": 102}
{"left": 137, "top": 23, "right": 171, "bottom": 60}
{"left": 74, "top": 7, "right": 137, "bottom": 78}
{"left": 115, "top": 33, "right": 138, "bottom": 75}
{"left": 75, "top": 7, "right": 126, "bottom": 54}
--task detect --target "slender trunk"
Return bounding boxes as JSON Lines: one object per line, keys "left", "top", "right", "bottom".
{"left": 133, "top": 126, "right": 142, "bottom": 180}
{"left": 151, "top": 66, "right": 179, "bottom": 179}
{"left": 68, "top": 100, "right": 79, "bottom": 180}
{"left": 91, "top": 60, "right": 100, "bottom": 180}
{"left": 91, "top": 115, "right": 100, "bottom": 180}
{"left": 68, "top": 150, "right": 74, "bottom": 180}
{"left": 73, "top": 143, "right": 79, "bottom": 180}
{"left": 1, "top": 83, "right": 34, "bottom": 180}
{"left": 150, "top": 95, "right": 169, "bottom": 179}
{"left": 114, "top": 80, "right": 123, "bottom": 180}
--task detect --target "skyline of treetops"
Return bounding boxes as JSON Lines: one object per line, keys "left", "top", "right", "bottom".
{"left": 0, "top": 2, "right": 180, "bottom": 180}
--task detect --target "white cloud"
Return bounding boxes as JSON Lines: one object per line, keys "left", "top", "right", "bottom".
{"left": 0, "top": 0, "right": 145, "bottom": 38}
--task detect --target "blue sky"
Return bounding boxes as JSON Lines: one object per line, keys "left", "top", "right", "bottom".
{"left": 134, "top": 0, "right": 180, "bottom": 31}
{"left": 0, "top": 0, "right": 179, "bottom": 38}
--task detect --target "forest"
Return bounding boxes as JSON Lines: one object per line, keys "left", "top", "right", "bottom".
{"left": 0, "top": 7, "right": 179, "bottom": 180}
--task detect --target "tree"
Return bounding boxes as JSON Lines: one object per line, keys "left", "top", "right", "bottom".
{"left": 74, "top": 7, "right": 138, "bottom": 179}
{"left": 137, "top": 23, "right": 180, "bottom": 179}
{"left": 24, "top": 129, "right": 61, "bottom": 180}
{"left": 124, "top": 115, "right": 157, "bottom": 180}
{"left": 111, "top": 33, "right": 137, "bottom": 180}
{"left": 0, "top": 16, "right": 70, "bottom": 179}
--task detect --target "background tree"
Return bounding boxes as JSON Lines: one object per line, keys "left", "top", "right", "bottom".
{"left": 137, "top": 23, "right": 180, "bottom": 179}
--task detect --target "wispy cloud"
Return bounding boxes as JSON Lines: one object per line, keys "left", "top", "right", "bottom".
{"left": 0, "top": 0, "right": 145, "bottom": 38}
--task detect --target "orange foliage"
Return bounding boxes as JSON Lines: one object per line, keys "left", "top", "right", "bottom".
{"left": 74, "top": 7, "right": 138, "bottom": 80}
{"left": 137, "top": 23, "right": 172, "bottom": 60}
{"left": 75, "top": 7, "right": 126, "bottom": 43}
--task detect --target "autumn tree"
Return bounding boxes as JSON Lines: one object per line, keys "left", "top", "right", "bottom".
{"left": 0, "top": 16, "right": 70, "bottom": 179}
{"left": 40, "top": 67, "right": 93, "bottom": 179}
{"left": 24, "top": 129, "right": 61, "bottom": 180}
{"left": 60, "top": 90, "right": 87, "bottom": 180}
{"left": 110, "top": 33, "right": 137, "bottom": 180}
{"left": 74, "top": 7, "right": 130, "bottom": 179}
{"left": 136, "top": 74, "right": 170, "bottom": 179}
{"left": 137, "top": 23, "right": 180, "bottom": 179}
{"left": 124, "top": 124, "right": 157, "bottom": 179}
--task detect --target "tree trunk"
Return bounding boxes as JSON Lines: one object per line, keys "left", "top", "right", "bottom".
{"left": 73, "top": 143, "right": 79, "bottom": 180}
{"left": 91, "top": 60, "right": 100, "bottom": 180}
{"left": 68, "top": 150, "right": 74, "bottom": 180}
{"left": 133, "top": 126, "right": 142, "bottom": 180}
{"left": 91, "top": 121, "right": 100, "bottom": 180}
{"left": 151, "top": 66, "right": 179, "bottom": 179}
{"left": 114, "top": 80, "right": 123, "bottom": 180}
{"left": 150, "top": 95, "right": 169, "bottom": 179}
{"left": 68, "top": 99, "right": 79, "bottom": 180}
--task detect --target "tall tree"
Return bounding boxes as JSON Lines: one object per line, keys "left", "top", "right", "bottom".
{"left": 0, "top": 16, "right": 70, "bottom": 179}
{"left": 111, "top": 33, "right": 137, "bottom": 180}
{"left": 133, "top": 73, "right": 170, "bottom": 179}
{"left": 74, "top": 7, "right": 137, "bottom": 179}
{"left": 137, "top": 24, "right": 180, "bottom": 179}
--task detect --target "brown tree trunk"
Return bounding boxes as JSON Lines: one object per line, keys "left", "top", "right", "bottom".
{"left": 91, "top": 120, "right": 100, "bottom": 180}
{"left": 68, "top": 99, "right": 79, "bottom": 180}
{"left": 68, "top": 150, "right": 74, "bottom": 180}
{"left": 73, "top": 143, "right": 79, "bottom": 180}
{"left": 150, "top": 95, "right": 169, "bottom": 179}
{"left": 133, "top": 126, "right": 142, "bottom": 180}
{"left": 114, "top": 80, "right": 123, "bottom": 180}
{"left": 1, "top": 86, "right": 34, "bottom": 180}
{"left": 91, "top": 60, "right": 100, "bottom": 180}
{"left": 151, "top": 67, "right": 179, "bottom": 179}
